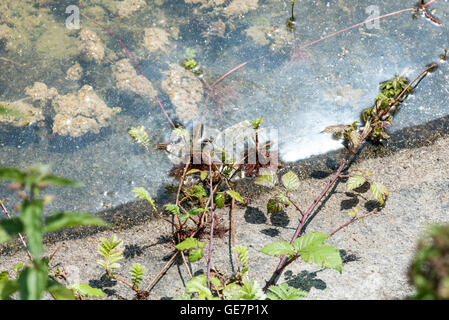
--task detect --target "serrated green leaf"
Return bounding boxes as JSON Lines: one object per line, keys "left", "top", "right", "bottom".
{"left": 259, "top": 241, "right": 295, "bottom": 257}
{"left": 266, "top": 283, "right": 308, "bottom": 300}
{"left": 292, "top": 232, "right": 329, "bottom": 252}
{"left": 226, "top": 190, "right": 245, "bottom": 204}
{"left": 44, "top": 212, "right": 106, "bottom": 233}
{"left": 300, "top": 245, "right": 342, "bottom": 273}
{"left": 129, "top": 264, "right": 146, "bottom": 289}
{"left": 200, "top": 171, "right": 208, "bottom": 181}
{"left": 234, "top": 280, "right": 265, "bottom": 300}
{"left": 215, "top": 193, "right": 224, "bottom": 208}
{"left": 254, "top": 171, "right": 277, "bottom": 188}
{"left": 267, "top": 194, "right": 291, "bottom": 214}
{"left": 175, "top": 237, "right": 205, "bottom": 251}
{"left": 69, "top": 283, "right": 105, "bottom": 298}
{"left": 346, "top": 175, "right": 366, "bottom": 192}
{"left": 281, "top": 171, "right": 300, "bottom": 191}
{"left": 233, "top": 245, "right": 249, "bottom": 276}
{"left": 193, "top": 185, "right": 207, "bottom": 199}
{"left": 188, "top": 248, "right": 204, "bottom": 262}
{"left": 0, "top": 217, "right": 23, "bottom": 244}
{"left": 165, "top": 204, "right": 180, "bottom": 216}
{"left": 371, "top": 182, "right": 389, "bottom": 206}
{"left": 185, "top": 275, "right": 213, "bottom": 300}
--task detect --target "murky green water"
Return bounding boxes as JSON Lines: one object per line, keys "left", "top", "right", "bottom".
{"left": 0, "top": 0, "right": 448, "bottom": 215}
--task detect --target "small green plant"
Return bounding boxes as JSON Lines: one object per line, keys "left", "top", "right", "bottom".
{"left": 129, "top": 264, "right": 147, "bottom": 290}
{"left": 0, "top": 165, "right": 106, "bottom": 300}
{"left": 408, "top": 224, "right": 449, "bottom": 300}
{"left": 96, "top": 235, "right": 150, "bottom": 299}
{"left": 97, "top": 235, "right": 124, "bottom": 277}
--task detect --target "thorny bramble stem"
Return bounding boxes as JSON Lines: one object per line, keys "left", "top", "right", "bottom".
{"left": 263, "top": 64, "right": 437, "bottom": 291}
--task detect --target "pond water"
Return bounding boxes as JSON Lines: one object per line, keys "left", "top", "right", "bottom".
{"left": 0, "top": 0, "right": 448, "bottom": 215}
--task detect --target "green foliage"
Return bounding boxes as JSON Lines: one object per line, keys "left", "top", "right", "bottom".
{"left": 128, "top": 126, "right": 150, "bottom": 148}
{"left": 175, "top": 237, "right": 206, "bottom": 262}
{"left": 346, "top": 168, "right": 389, "bottom": 206}
{"left": 183, "top": 275, "right": 215, "bottom": 300}
{"left": 68, "top": 283, "right": 105, "bottom": 298}
{"left": 254, "top": 170, "right": 277, "bottom": 188}
{"left": 0, "top": 165, "right": 104, "bottom": 300}
{"left": 251, "top": 118, "right": 264, "bottom": 130}
{"left": 132, "top": 187, "right": 158, "bottom": 213}
{"left": 281, "top": 171, "right": 300, "bottom": 191}
{"left": 226, "top": 190, "right": 245, "bottom": 204}
{"left": 267, "top": 193, "right": 290, "bottom": 214}
{"left": 129, "top": 264, "right": 147, "bottom": 290}
{"left": 370, "top": 182, "right": 389, "bottom": 206}
{"left": 97, "top": 235, "right": 124, "bottom": 276}
{"left": 260, "top": 232, "right": 342, "bottom": 273}
{"left": 215, "top": 193, "right": 225, "bottom": 208}
{"left": 409, "top": 224, "right": 449, "bottom": 300}
{"left": 233, "top": 245, "right": 249, "bottom": 276}
{"left": 266, "top": 283, "right": 307, "bottom": 300}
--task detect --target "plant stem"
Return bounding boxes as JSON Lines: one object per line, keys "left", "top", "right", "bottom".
{"left": 263, "top": 64, "right": 436, "bottom": 291}
{"left": 329, "top": 209, "right": 378, "bottom": 237}
{"left": 206, "top": 161, "right": 215, "bottom": 288}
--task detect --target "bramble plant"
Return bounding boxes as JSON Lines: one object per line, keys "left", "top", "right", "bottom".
{"left": 0, "top": 165, "right": 106, "bottom": 300}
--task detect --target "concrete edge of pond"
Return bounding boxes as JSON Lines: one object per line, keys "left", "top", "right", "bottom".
{"left": 1, "top": 116, "right": 449, "bottom": 300}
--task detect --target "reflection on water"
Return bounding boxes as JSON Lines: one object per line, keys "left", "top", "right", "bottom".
{"left": 0, "top": 0, "right": 448, "bottom": 214}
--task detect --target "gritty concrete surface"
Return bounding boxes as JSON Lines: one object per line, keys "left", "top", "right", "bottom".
{"left": 1, "top": 135, "right": 449, "bottom": 300}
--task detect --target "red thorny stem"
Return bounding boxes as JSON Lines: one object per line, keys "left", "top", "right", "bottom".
{"left": 262, "top": 63, "right": 438, "bottom": 291}
{"left": 80, "top": 13, "right": 175, "bottom": 129}
{"left": 210, "top": 1, "right": 441, "bottom": 89}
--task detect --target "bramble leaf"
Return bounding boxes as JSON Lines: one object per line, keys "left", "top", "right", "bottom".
{"left": 69, "top": 283, "right": 105, "bottom": 298}
{"left": 371, "top": 182, "right": 389, "bottom": 206}
{"left": 281, "top": 171, "right": 300, "bottom": 191}
{"left": 254, "top": 170, "right": 277, "bottom": 188}
{"left": 259, "top": 241, "right": 295, "bottom": 258}
{"left": 346, "top": 175, "right": 367, "bottom": 192}
{"left": 227, "top": 190, "right": 245, "bottom": 204}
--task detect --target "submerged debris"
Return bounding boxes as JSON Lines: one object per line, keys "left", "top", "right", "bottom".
{"left": 113, "top": 59, "right": 157, "bottom": 99}
{"left": 245, "top": 25, "right": 294, "bottom": 49}
{"left": 79, "top": 29, "right": 105, "bottom": 63}
{"left": 66, "top": 62, "right": 84, "bottom": 81}
{"left": 25, "top": 82, "right": 58, "bottom": 102}
{"left": 143, "top": 27, "right": 175, "bottom": 54}
{"left": 223, "top": 0, "right": 259, "bottom": 17}
{"left": 52, "top": 85, "right": 121, "bottom": 137}
{"left": 117, "top": 0, "right": 147, "bottom": 18}
{"left": 162, "top": 64, "right": 204, "bottom": 123}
